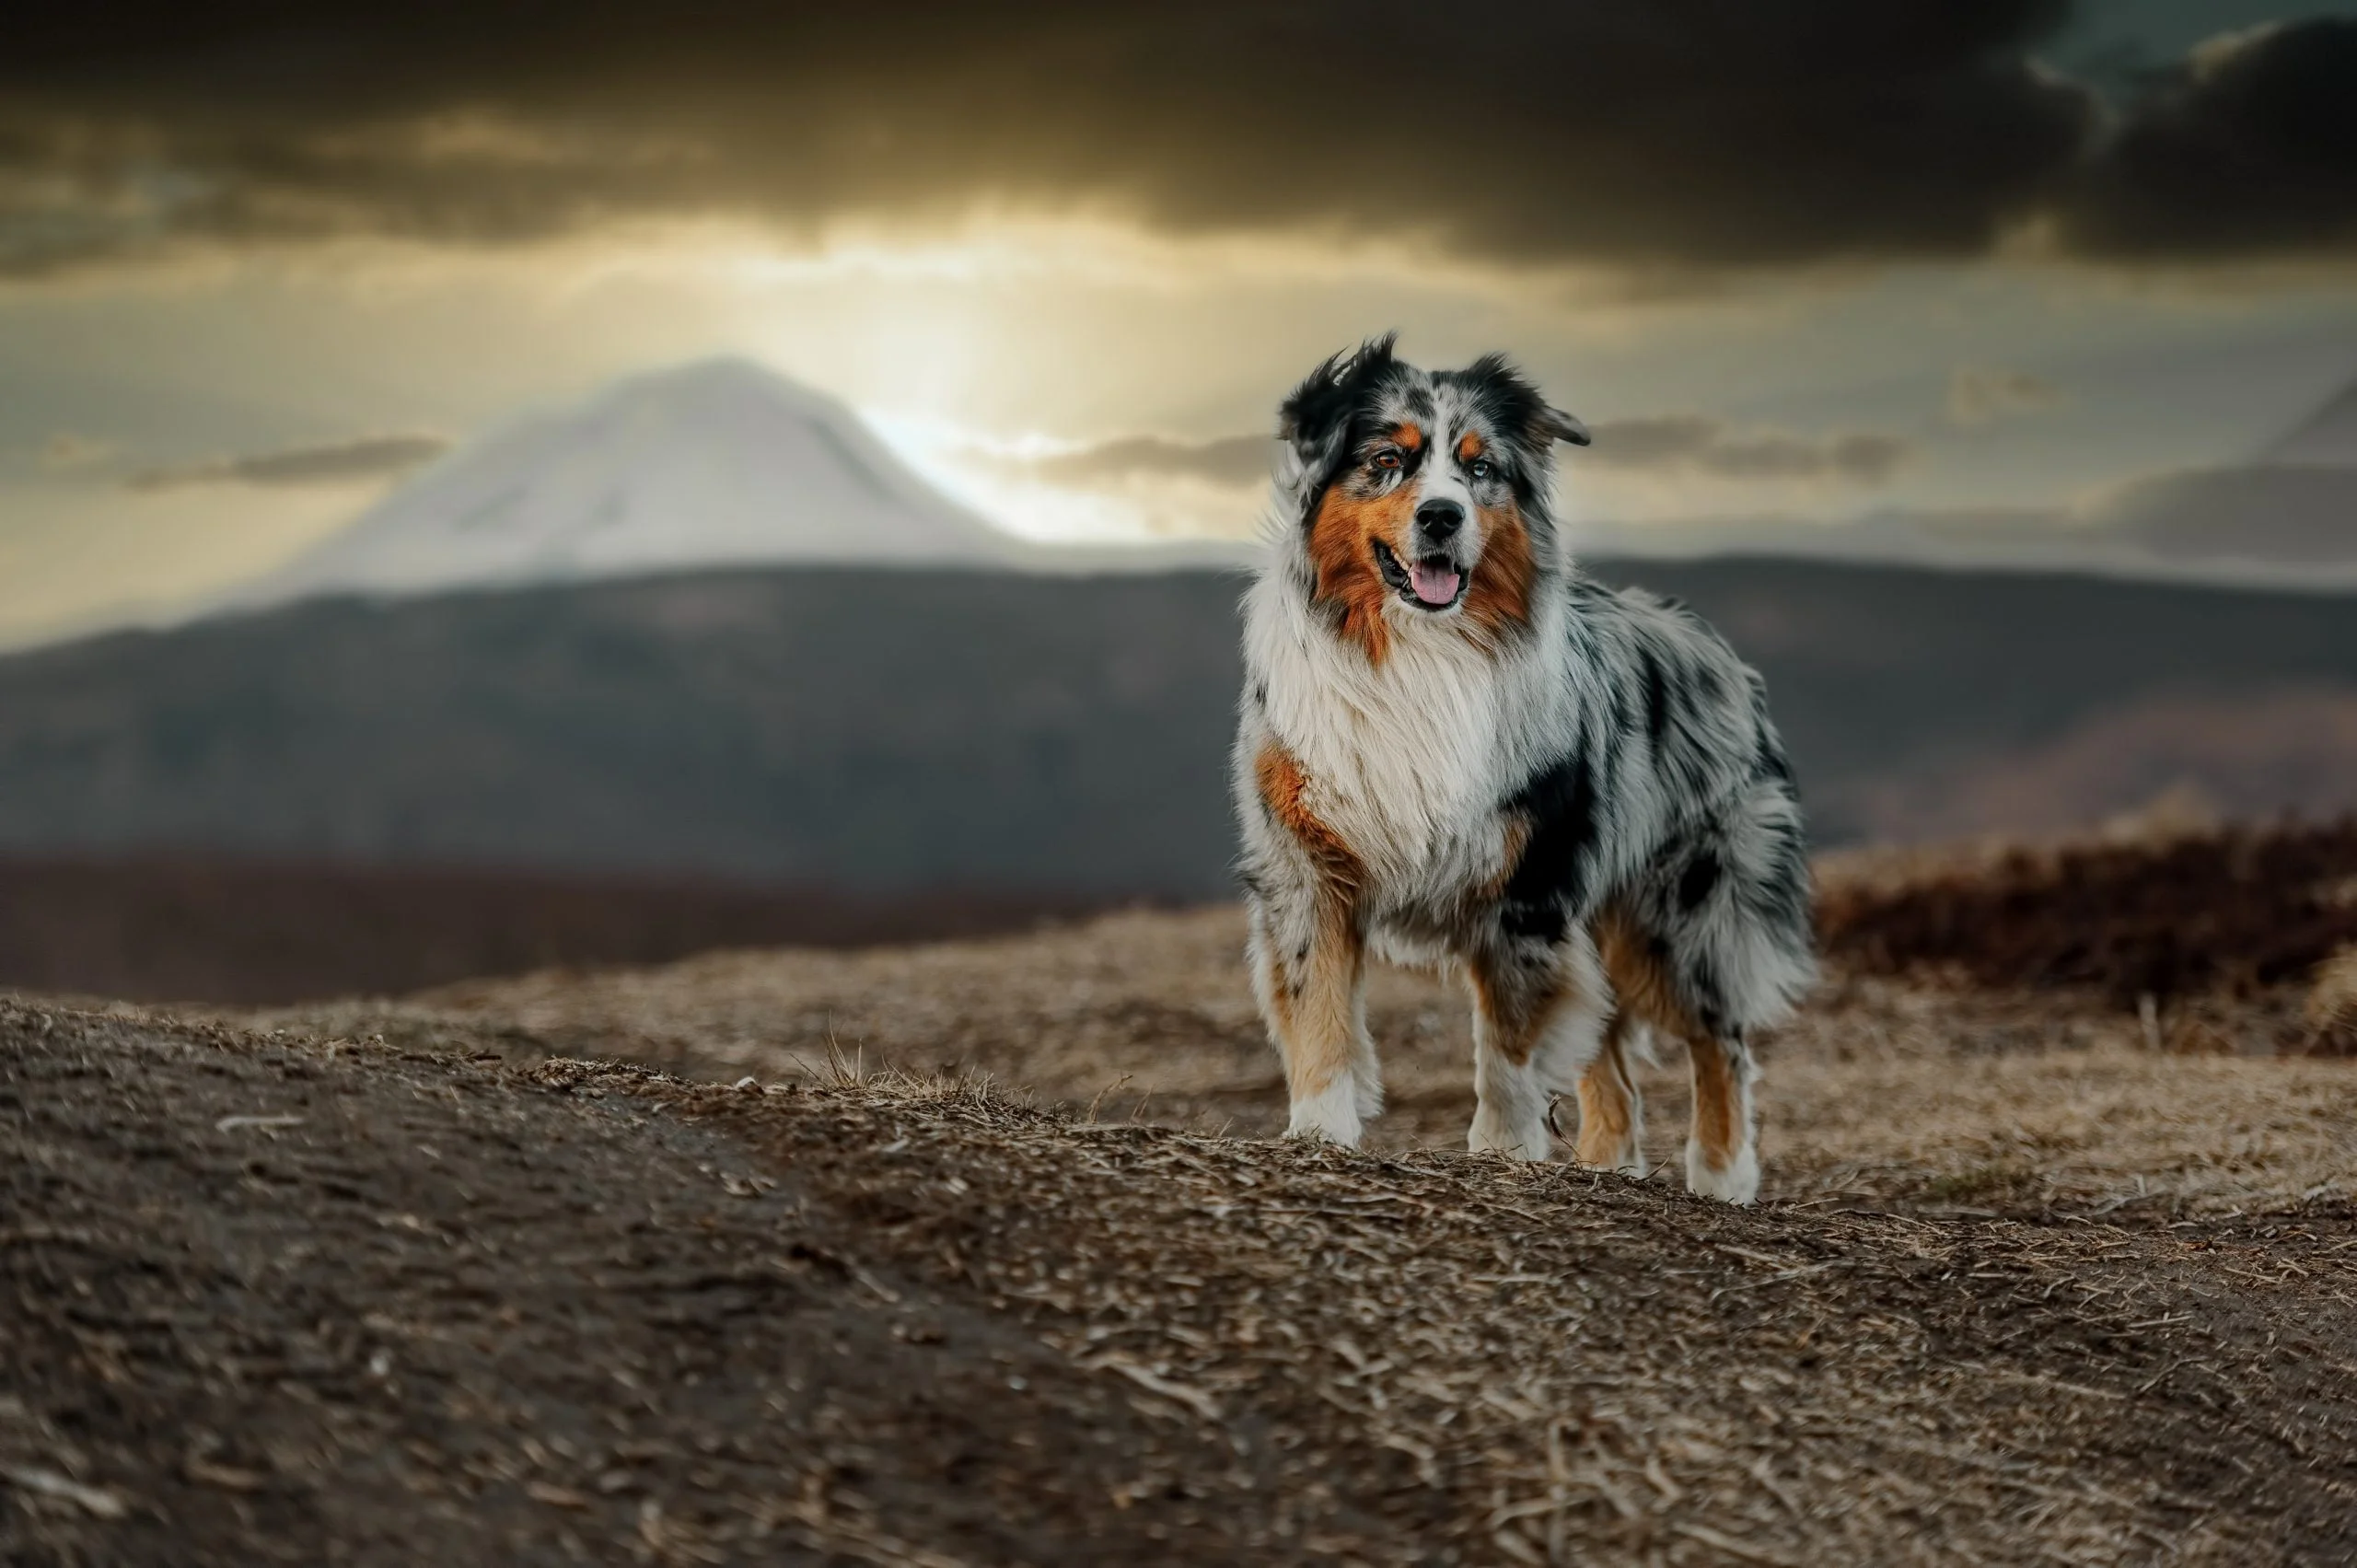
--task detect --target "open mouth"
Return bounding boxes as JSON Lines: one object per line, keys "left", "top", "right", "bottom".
{"left": 1372, "top": 539, "right": 1466, "bottom": 610}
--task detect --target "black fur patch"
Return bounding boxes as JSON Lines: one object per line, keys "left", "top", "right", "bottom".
{"left": 1638, "top": 645, "right": 1671, "bottom": 749}
{"left": 1279, "top": 333, "right": 1402, "bottom": 523}
{"left": 1677, "top": 853, "right": 1722, "bottom": 912}
{"left": 1499, "top": 747, "right": 1596, "bottom": 940}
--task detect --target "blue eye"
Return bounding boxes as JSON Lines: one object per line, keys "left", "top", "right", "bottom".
{"left": 1469, "top": 459, "right": 1494, "bottom": 482}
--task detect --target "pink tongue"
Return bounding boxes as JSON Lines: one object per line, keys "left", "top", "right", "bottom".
{"left": 1410, "top": 560, "right": 1463, "bottom": 606}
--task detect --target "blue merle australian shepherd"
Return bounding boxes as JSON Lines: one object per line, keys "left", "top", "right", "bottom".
{"left": 1235, "top": 337, "right": 1815, "bottom": 1202}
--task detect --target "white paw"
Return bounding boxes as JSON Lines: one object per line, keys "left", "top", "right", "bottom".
{"left": 1285, "top": 1077, "right": 1364, "bottom": 1147}
{"left": 1469, "top": 1109, "right": 1552, "bottom": 1161}
{"left": 1686, "top": 1139, "right": 1759, "bottom": 1205}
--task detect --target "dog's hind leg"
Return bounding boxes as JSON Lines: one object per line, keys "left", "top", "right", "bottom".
{"left": 1573, "top": 1011, "right": 1648, "bottom": 1177}
{"left": 1597, "top": 902, "right": 1762, "bottom": 1202}
{"left": 1465, "top": 928, "right": 1608, "bottom": 1161}
{"left": 1684, "top": 1033, "right": 1759, "bottom": 1204}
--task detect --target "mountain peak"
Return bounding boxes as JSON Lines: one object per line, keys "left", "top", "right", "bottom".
{"left": 226, "top": 358, "right": 1021, "bottom": 610}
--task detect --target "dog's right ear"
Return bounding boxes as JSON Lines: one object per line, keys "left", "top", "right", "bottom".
{"left": 1541, "top": 407, "right": 1592, "bottom": 447}
{"left": 1279, "top": 332, "right": 1399, "bottom": 482}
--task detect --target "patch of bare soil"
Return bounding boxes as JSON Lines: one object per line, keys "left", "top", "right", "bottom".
{"left": 9, "top": 998, "right": 2357, "bottom": 1564}
{"left": 1817, "top": 819, "right": 2357, "bottom": 1006}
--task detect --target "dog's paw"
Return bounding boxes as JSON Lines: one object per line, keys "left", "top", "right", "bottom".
{"left": 1468, "top": 1112, "right": 1551, "bottom": 1161}
{"left": 1583, "top": 1147, "right": 1650, "bottom": 1180}
{"left": 1684, "top": 1139, "right": 1759, "bottom": 1205}
{"left": 1285, "top": 1078, "right": 1364, "bottom": 1147}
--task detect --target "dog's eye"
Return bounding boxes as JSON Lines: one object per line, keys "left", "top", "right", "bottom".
{"left": 1469, "top": 459, "right": 1495, "bottom": 482}
{"left": 1371, "top": 450, "right": 1402, "bottom": 471}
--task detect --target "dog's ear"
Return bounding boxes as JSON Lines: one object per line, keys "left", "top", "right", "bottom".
{"left": 1540, "top": 406, "right": 1591, "bottom": 448}
{"left": 1279, "top": 332, "right": 1398, "bottom": 478}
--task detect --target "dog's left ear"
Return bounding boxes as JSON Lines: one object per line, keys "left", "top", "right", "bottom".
{"left": 1540, "top": 407, "right": 1591, "bottom": 447}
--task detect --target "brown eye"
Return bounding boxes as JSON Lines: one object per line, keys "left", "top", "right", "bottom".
{"left": 1372, "top": 450, "right": 1402, "bottom": 470}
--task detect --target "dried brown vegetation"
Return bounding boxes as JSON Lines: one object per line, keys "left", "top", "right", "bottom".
{"left": 13, "top": 822, "right": 2357, "bottom": 1562}
{"left": 9, "top": 1000, "right": 2357, "bottom": 1564}
{"left": 2310, "top": 946, "right": 2357, "bottom": 1056}
{"left": 1817, "top": 818, "right": 2357, "bottom": 1006}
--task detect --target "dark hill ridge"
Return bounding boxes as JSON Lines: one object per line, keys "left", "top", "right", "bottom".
{"left": 2, "top": 559, "right": 2356, "bottom": 901}
{"left": 0, "top": 569, "right": 1248, "bottom": 896}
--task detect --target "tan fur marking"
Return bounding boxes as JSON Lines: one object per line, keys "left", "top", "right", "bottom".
{"left": 1599, "top": 905, "right": 1744, "bottom": 1176}
{"left": 1463, "top": 500, "right": 1535, "bottom": 644}
{"left": 1254, "top": 744, "right": 1362, "bottom": 889}
{"left": 1480, "top": 814, "right": 1532, "bottom": 900}
{"left": 1456, "top": 431, "right": 1486, "bottom": 462}
{"left": 1575, "top": 1015, "right": 1642, "bottom": 1168}
{"left": 1253, "top": 744, "right": 1365, "bottom": 1099}
{"left": 1280, "top": 906, "right": 1363, "bottom": 1099}
{"left": 1688, "top": 1036, "right": 1742, "bottom": 1175}
{"left": 1389, "top": 422, "right": 1423, "bottom": 451}
{"left": 1306, "top": 484, "right": 1414, "bottom": 667}
{"left": 1596, "top": 906, "right": 1702, "bottom": 1040}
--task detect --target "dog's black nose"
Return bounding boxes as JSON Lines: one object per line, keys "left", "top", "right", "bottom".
{"left": 1415, "top": 500, "right": 1464, "bottom": 538}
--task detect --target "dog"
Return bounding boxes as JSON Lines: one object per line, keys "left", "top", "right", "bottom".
{"left": 1233, "top": 336, "right": 1815, "bottom": 1202}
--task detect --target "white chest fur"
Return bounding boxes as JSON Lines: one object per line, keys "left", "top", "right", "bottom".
{"left": 1248, "top": 577, "right": 1539, "bottom": 904}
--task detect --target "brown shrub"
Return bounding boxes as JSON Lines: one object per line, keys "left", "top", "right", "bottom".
{"left": 1817, "top": 819, "right": 2357, "bottom": 1006}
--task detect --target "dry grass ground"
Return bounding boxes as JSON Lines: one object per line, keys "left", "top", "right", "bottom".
{"left": 266, "top": 904, "right": 2357, "bottom": 1222}
{"left": 9, "top": 999, "right": 2357, "bottom": 1565}
{"left": 13, "top": 839, "right": 2357, "bottom": 1562}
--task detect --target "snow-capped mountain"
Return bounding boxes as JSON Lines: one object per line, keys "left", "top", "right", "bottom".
{"left": 230, "top": 358, "right": 1029, "bottom": 607}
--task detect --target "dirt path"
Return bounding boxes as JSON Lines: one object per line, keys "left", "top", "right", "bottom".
{"left": 9, "top": 997, "right": 2357, "bottom": 1562}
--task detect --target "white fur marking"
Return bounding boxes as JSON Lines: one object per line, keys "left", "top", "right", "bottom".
{"left": 1469, "top": 1044, "right": 1551, "bottom": 1160}
{"left": 1686, "top": 1137, "right": 1759, "bottom": 1205}
{"left": 1286, "top": 1074, "right": 1364, "bottom": 1147}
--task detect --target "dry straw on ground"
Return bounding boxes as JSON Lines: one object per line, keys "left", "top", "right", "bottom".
{"left": 15, "top": 823, "right": 2357, "bottom": 1561}
{"left": 9, "top": 1000, "right": 2357, "bottom": 1563}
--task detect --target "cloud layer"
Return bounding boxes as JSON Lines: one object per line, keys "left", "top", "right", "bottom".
{"left": 3, "top": 5, "right": 2353, "bottom": 279}
{"left": 127, "top": 435, "right": 449, "bottom": 491}
{"left": 984, "top": 435, "right": 1277, "bottom": 491}
{"left": 1947, "top": 366, "right": 2065, "bottom": 426}
{"left": 1585, "top": 417, "right": 1914, "bottom": 484}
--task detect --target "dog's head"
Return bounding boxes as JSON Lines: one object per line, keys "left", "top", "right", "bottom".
{"left": 1278, "top": 335, "right": 1587, "bottom": 656}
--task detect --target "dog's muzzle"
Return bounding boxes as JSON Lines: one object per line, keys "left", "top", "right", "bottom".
{"left": 1374, "top": 532, "right": 1467, "bottom": 610}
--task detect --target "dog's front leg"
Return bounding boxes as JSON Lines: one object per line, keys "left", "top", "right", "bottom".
{"left": 1248, "top": 888, "right": 1375, "bottom": 1146}
{"left": 1246, "top": 742, "right": 1376, "bottom": 1145}
{"left": 1465, "top": 926, "right": 1608, "bottom": 1160}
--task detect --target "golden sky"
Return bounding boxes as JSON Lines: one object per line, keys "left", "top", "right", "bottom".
{"left": 5, "top": 2, "right": 2356, "bottom": 642}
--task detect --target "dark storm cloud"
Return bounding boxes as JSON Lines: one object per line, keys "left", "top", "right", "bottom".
{"left": 991, "top": 435, "right": 1278, "bottom": 490}
{"left": 127, "top": 434, "right": 448, "bottom": 490}
{"left": 1586, "top": 417, "right": 1914, "bottom": 484}
{"left": 2057, "top": 17, "right": 2357, "bottom": 258}
{"left": 0, "top": 3, "right": 2351, "bottom": 276}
